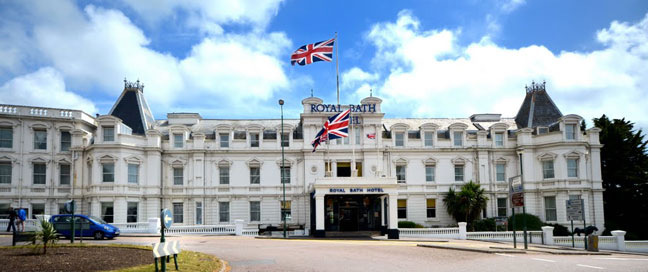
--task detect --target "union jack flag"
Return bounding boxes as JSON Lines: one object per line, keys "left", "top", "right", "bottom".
{"left": 291, "top": 38, "right": 335, "bottom": 66}
{"left": 311, "top": 109, "right": 350, "bottom": 152}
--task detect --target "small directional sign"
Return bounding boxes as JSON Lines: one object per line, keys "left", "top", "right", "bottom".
{"left": 152, "top": 241, "right": 181, "bottom": 258}
{"left": 161, "top": 209, "right": 173, "bottom": 229}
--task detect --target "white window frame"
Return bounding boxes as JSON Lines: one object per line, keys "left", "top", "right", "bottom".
{"left": 173, "top": 167, "right": 183, "bottom": 185}
{"left": 102, "top": 163, "right": 114, "bottom": 183}
{"left": 59, "top": 164, "right": 70, "bottom": 185}
{"left": 128, "top": 164, "right": 139, "bottom": 184}
{"left": 567, "top": 158, "right": 579, "bottom": 178}
{"left": 173, "top": 133, "right": 183, "bottom": 148}
{"left": 544, "top": 196, "right": 557, "bottom": 221}
{"left": 103, "top": 127, "right": 114, "bottom": 142}
{"left": 250, "top": 201, "right": 260, "bottom": 222}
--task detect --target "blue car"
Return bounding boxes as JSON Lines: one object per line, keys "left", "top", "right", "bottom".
{"left": 50, "top": 214, "right": 120, "bottom": 240}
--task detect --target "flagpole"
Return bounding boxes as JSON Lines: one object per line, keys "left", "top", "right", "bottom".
{"left": 335, "top": 32, "right": 340, "bottom": 105}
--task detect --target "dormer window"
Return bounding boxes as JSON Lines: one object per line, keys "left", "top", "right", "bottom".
{"left": 424, "top": 132, "right": 434, "bottom": 147}
{"left": 395, "top": 132, "right": 404, "bottom": 147}
{"left": 453, "top": 131, "right": 463, "bottom": 147}
{"left": 565, "top": 124, "right": 576, "bottom": 140}
{"left": 173, "top": 133, "right": 183, "bottom": 148}
{"left": 103, "top": 127, "right": 114, "bottom": 142}
{"left": 495, "top": 132, "right": 504, "bottom": 147}
{"left": 219, "top": 133, "right": 229, "bottom": 148}
{"left": 250, "top": 133, "right": 259, "bottom": 147}
{"left": 281, "top": 132, "right": 290, "bottom": 147}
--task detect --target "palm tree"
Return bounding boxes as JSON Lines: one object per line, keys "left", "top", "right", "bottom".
{"left": 32, "top": 218, "right": 58, "bottom": 254}
{"left": 443, "top": 181, "right": 489, "bottom": 230}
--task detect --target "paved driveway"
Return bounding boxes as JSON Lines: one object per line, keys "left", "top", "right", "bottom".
{"left": 3, "top": 235, "right": 648, "bottom": 271}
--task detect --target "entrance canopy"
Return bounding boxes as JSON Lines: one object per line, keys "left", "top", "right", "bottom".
{"left": 311, "top": 177, "right": 401, "bottom": 238}
{"left": 311, "top": 177, "right": 398, "bottom": 197}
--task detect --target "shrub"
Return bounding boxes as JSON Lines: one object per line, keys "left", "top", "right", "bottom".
{"left": 508, "top": 214, "right": 543, "bottom": 230}
{"left": 543, "top": 223, "right": 571, "bottom": 236}
{"left": 473, "top": 218, "right": 496, "bottom": 231}
{"left": 32, "top": 219, "right": 58, "bottom": 254}
{"left": 398, "top": 221, "right": 424, "bottom": 228}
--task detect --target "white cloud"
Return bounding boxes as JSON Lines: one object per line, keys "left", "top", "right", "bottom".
{"left": 499, "top": 0, "right": 526, "bottom": 13}
{"left": 1, "top": 1, "right": 292, "bottom": 118}
{"left": 352, "top": 11, "right": 648, "bottom": 129}
{"left": 120, "top": 0, "right": 284, "bottom": 32}
{"left": 0, "top": 67, "right": 98, "bottom": 114}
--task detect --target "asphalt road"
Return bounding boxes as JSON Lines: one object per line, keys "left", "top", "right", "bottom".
{"left": 3, "top": 235, "right": 648, "bottom": 271}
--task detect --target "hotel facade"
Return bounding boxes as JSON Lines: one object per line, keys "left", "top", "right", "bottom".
{"left": 0, "top": 81, "right": 605, "bottom": 238}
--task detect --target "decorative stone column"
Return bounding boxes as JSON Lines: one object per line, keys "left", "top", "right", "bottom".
{"left": 148, "top": 217, "right": 161, "bottom": 234}
{"left": 611, "top": 230, "right": 626, "bottom": 251}
{"left": 387, "top": 195, "right": 399, "bottom": 239}
{"left": 314, "top": 196, "right": 325, "bottom": 237}
{"left": 541, "top": 226, "right": 554, "bottom": 245}
{"left": 458, "top": 222, "right": 467, "bottom": 239}
{"left": 235, "top": 219, "right": 245, "bottom": 236}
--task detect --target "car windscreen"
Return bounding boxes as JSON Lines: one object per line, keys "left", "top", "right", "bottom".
{"left": 89, "top": 215, "right": 107, "bottom": 225}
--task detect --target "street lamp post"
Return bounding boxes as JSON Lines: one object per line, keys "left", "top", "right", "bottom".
{"left": 518, "top": 150, "right": 528, "bottom": 249}
{"left": 279, "top": 99, "right": 286, "bottom": 238}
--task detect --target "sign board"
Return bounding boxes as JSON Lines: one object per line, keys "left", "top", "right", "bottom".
{"left": 161, "top": 209, "right": 173, "bottom": 229}
{"left": 509, "top": 175, "right": 523, "bottom": 194}
{"left": 511, "top": 192, "right": 524, "bottom": 207}
{"left": 495, "top": 217, "right": 508, "bottom": 226}
{"left": 566, "top": 199, "right": 584, "bottom": 221}
{"left": 152, "top": 241, "right": 181, "bottom": 258}
{"left": 64, "top": 200, "right": 75, "bottom": 214}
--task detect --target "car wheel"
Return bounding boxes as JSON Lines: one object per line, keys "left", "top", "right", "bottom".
{"left": 94, "top": 231, "right": 104, "bottom": 240}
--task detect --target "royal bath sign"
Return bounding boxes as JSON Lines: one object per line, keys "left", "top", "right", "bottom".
{"left": 310, "top": 104, "right": 377, "bottom": 113}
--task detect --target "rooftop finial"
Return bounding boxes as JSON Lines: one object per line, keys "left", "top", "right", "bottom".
{"left": 124, "top": 78, "right": 144, "bottom": 92}
{"left": 370, "top": 88, "right": 373, "bottom": 97}
{"left": 311, "top": 89, "right": 313, "bottom": 97}
{"left": 525, "top": 80, "right": 546, "bottom": 93}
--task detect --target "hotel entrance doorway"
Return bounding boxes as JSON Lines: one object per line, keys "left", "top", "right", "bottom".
{"left": 324, "top": 195, "right": 382, "bottom": 232}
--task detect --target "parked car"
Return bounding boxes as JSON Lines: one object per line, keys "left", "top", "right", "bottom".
{"left": 50, "top": 214, "right": 120, "bottom": 240}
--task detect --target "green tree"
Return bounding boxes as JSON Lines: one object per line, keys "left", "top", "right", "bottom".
{"left": 443, "top": 181, "right": 489, "bottom": 230}
{"left": 594, "top": 115, "right": 648, "bottom": 239}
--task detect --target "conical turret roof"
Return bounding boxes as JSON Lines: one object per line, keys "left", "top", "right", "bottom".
{"left": 514, "top": 81, "right": 563, "bottom": 128}
{"left": 108, "top": 79, "right": 155, "bottom": 135}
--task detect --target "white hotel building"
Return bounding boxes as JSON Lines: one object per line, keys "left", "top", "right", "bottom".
{"left": 0, "top": 81, "right": 604, "bottom": 238}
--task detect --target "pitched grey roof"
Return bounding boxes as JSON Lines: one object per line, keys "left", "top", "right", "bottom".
{"left": 108, "top": 80, "right": 155, "bottom": 135}
{"left": 514, "top": 82, "right": 563, "bottom": 128}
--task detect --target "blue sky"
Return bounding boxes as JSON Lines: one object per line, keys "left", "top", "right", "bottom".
{"left": 1, "top": 0, "right": 647, "bottom": 130}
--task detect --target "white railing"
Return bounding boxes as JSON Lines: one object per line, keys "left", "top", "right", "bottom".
{"left": 554, "top": 236, "right": 587, "bottom": 248}
{"left": 111, "top": 222, "right": 150, "bottom": 233}
{"left": 0, "top": 219, "right": 42, "bottom": 232}
{"left": 399, "top": 227, "right": 460, "bottom": 239}
{"left": 466, "top": 231, "right": 544, "bottom": 244}
{"left": 242, "top": 229, "right": 259, "bottom": 236}
{"left": 165, "top": 224, "right": 236, "bottom": 235}
{"left": 626, "top": 241, "right": 648, "bottom": 253}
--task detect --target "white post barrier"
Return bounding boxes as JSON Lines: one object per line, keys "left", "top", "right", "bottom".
{"left": 235, "top": 219, "right": 245, "bottom": 236}
{"left": 458, "top": 222, "right": 467, "bottom": 240}
{"left": 611, "top": 230, "right": 626, "bottom": 251}
{"left": 541, "top": 226, "right": 554, "bottom": 245}
{"left": 148, "top": 218, "right": 161, "bottom": 234}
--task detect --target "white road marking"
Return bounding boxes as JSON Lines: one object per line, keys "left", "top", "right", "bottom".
{"left": 594, "top": 257, "right": 648, "bottom": 261}
{"left": 532, "top": 258, "right": 556, "bottom": 263}
{"left": 495, "top": 253, "right": 516, "bottom": 257}
{"left": 577, "top": 264, "right": 604, "bottom": 270}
